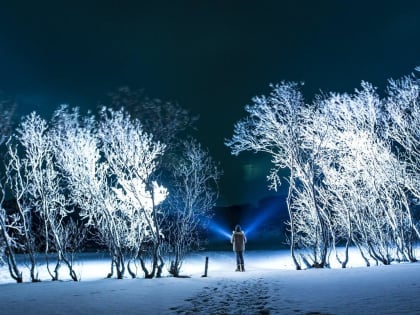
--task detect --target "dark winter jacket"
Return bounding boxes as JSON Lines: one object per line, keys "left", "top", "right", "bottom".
{"left": 231, "top": 231, "right": 247, "bottom": 252}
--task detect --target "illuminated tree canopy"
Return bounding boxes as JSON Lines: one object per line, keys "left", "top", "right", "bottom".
{"left": 0, "top": 102, "right": 221, "bottom": 282}
{"left": 227, "top": 69, "right": 420, "bottom": 269}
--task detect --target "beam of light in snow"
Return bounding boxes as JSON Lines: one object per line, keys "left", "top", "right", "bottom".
{"left": 207, "top": 202, "right": 280, "bottom": 241}
{"left": 207, "top": 220, "right": 232, "bottom": 239}
{"left": 242, "top": 203, "right": 280, "bottom": 238}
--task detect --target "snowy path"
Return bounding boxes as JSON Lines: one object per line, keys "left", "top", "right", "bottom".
{"left": 170, "top": 264, "right": 420, "bottom": 314}
{"left": 170, "top": 275, "right": 273, "bottom": 314}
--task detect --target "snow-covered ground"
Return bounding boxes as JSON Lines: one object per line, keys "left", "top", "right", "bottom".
{"left": 1, "top": 249, "right": 420, "bottom": 314}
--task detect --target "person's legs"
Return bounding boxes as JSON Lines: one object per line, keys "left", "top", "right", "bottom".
{"left": 238, "top": 251, "right": 244, "bottom": 265}
{"left": 235, "top": 252, "right": 241, "bottom": 271}
{"left": 238, "top": 251, "right": 245, "bottom": 271}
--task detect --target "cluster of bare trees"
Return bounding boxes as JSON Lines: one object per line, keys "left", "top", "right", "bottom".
{"left": 227, "top": 70, "right": 420, "bottom": 269}
{"left": 0, "top": 90, "right": 221, "bottom": 283}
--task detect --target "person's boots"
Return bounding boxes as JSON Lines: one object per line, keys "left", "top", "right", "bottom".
{"left": 240, "top": 264, "right": 245, "bottom": 272}
{"left": 235, "top": 265, "right": 241, "bottom": 271}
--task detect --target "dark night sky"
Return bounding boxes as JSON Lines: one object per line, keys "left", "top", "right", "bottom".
{"left": 0, "top": 1, "right": 419, "bottom": 206}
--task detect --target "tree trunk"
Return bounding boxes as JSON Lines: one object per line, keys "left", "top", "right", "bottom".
{"left": 0, "top": 214, "right": 22, "bottom": 283}
{"left": 287, "top": 171, "right": 301, "bottom": 270}
{"left": 127, "top": 259, "right": 137, "bottom": 279}
{"left": 139, "top": 256, "right": 152, "bottom": 278}
{"left": 5, "top": 247, "right": 22, "bottom": 283}
{"left": 107, "top": 257, "right": 115, "bottom": 278}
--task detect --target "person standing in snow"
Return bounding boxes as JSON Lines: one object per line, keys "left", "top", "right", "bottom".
{"left": 231, "top": 225, "right": 247, "bottom": 272}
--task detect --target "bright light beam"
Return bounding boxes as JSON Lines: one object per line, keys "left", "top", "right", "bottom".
{"left": 207, "top": 220, "right": 232, "bottom": 239}
{"left": 243, "top": 203, "right": 280, "bottom": 237}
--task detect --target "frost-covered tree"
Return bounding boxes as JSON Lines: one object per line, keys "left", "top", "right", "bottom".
{"left": 18, "top": 113, "right": 82, "bottom": 280}
{"left": 0, "top": 180, "right": 22, "bottom": 282}
{"left": 288, "top": 101, "right": 336, "bottom": 268}
{"left": 318, "top": 83, "right": 418, "bottom": 265}
{"left": 226, "top": 82, "right": 307, "bottom": 270}
{"left": 5, "top": 133, "right": 40, "bottom": 282}
{"left": 98, "top": 107, "right": 167, "bottom": 278}
{"left": 106, "top": 87, "right": 223, "bottom": 275}
{"left": 52, "top": 106, "right": 167, "bottom": 279}
{"left": 384, "top": 73, "right": 420, "bottom": 199}
{"left": 51, "top": 106, "right": 129, "bottom": 279}
{"left": 227, "top": 77, "right": 420, "bottom": 269}
{"left": 164, "top": 139, "right": 222, "bottom": 277}
{"left": 0, "top": 95, "right": 21, "bottom": 282}
{"left": 383, "top": 72, "right": 420, "bottom": 259}
{"left": 385, "top": 73, "right": 420, "bottom": 172}
{"left": 5, "top": 112, "right": 81, "bottom": 281}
